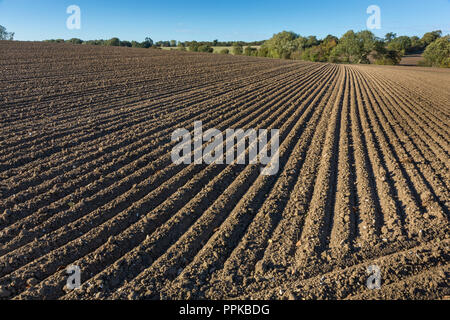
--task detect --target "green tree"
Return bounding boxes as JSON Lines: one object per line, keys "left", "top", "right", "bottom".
{"left": 330, "top": 30, "right": 361, "bottom": 63}
{"left": 410, "top": 36, "right": 422, "bottom": 52}
{"left": 142, "top": 37, "right": 154, "bottom": 48}
{"left": 317, "top": 35, "right": 338, "bottom": 62}
{"left": 373, "top": 42, "right": 402, "bottom": 65}
{"left": 107, "top": 37, "right": 121, "bottom": 46}
{"left": 188, "top": 41, "right": 199, "bottom": 52}
{"left": 385, "top": 32, "right": 397, "bottom": 42}
{"left": 323, "top": 34, "right": 339, "bottom": 44}
{"left": 294, "top": 36, "right": 308, "bottom": 50}
{"left": 131, "top": 41, "right": 144, "bottom": 48}
{"left": 170, "top": 40, "right": 177, "bottom": 47}
{"left": 120, "top": 40, "right": 132, "bottom": 47}
{"left": 232, "top": 43, "right": 243, "bottom": 55}
{"left": 261, "top": 31, "right": 299, "bottom": 59}
{"left": 67, "top": 38, "right": 83, "bottom": 44}
{"left": 257, "top": 46, "right": 269, "bottom": 57}
{"left": 306, "top": 35, "right": 319, "bottom": 47}
{"left": 301, "top": 47, "right": 320, "bottom": 62}
{"left": 423, "top": 36, "right": 450, "bottom": 67}
{"left": 198, "top": 45, "right": 214, "bottom": 53}
{"left": 0, "top": 25, "right": 14, "bottom": 40}
{"left": 331, "top": 30, "right": 378, "bottom": 64}
{"left": 244, "top": 46, "right": 257, "bottom": 56}
{"left": 421, "top": 30, "right": 442, "bottom": 47}
{"left": 387, "top": 36, "right": 412, "bottom": 55}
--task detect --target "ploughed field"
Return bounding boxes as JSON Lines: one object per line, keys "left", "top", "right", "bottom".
{"left": 0, "top": 42, "right": 449, "bottom": 300}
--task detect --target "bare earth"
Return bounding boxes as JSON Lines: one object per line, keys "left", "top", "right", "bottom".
{"left": 0, "top": 42, "right": 448, "bottom": 300}
{"left": 400, "top": 53, "right": 425, "bottom": 66}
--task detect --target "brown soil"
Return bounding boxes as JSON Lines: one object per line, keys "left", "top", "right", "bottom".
{"left": 0, "top": 42, "right": 448, "bottom": 300}
{"left": 400, "top": 53, "right": 425, "bottom": 66}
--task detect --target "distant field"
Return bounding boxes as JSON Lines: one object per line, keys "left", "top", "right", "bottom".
{"left": 161, "top": 46, "right": 261, "bottom": 54}
{"left": 400, "top": 52, "right": 425, "bottom": 66}
{"left": 211, "top": 46, "right": 261, "bottom": 54}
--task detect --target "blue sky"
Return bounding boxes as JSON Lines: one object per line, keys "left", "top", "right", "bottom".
{"left": 0, "top": 0, "right": 449, "bottom": 41}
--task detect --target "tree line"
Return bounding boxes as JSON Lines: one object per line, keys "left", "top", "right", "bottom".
{"left": 43, "top": 37, "right": 264, "bottom": 51}
{"left": 154, "top": 39, "right": 264, "bottom": 47}
{"left": 44, "top": 37, "right": 155, "bottom": 48}
{"left": 238, "top": 30, "right": 448, "bottom": 68}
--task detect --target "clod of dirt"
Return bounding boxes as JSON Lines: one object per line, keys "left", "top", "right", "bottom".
{"left": 26, "top": 278, "right": 38, "bottom": 287}
{"left": 128, "top": 291, "right": 138, "bottom": 300}
{"left": 419, "top": 230, "right": 425, "bottom": 241}
{"left": 255, "top": 260, "right": 268, "bottom": 274}
{"left": 420, "top": 191, "right": 433, "bottom": 205}
{"left": 287, "top": 291, "right": 297, "bottom": 300}
{"left": 1, "top": 209, "right": 11, "bottom": 221}
{"left": 62, "top": 285, "right": 72, "bottom": 293}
